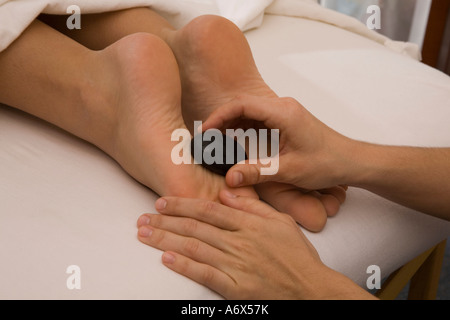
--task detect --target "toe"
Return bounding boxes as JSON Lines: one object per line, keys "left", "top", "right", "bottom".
{"left": 255, "top": 182, "right": 328, "bottom": 233}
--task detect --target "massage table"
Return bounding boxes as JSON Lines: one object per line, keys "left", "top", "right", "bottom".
{"left": 1, "top": 1, "right": 450, "bottom": 300}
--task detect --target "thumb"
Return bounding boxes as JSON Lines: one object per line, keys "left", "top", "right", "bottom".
{"left": 225, "top": 158, "right": 280, "bottom": 188}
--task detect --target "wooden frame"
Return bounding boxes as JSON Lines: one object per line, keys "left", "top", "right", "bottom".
{"left": 422, "top": 0, "right": 450, "bottom": 69}
{"left": 376, "top": 240, "right": 447, "bottom": 300}
{"left": 376, "top": 1, "right": 450, "bottom": 300}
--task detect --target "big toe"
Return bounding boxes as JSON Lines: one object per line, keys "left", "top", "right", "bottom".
{"left": 255, "top": 182, "right": 330, "bottom": 233}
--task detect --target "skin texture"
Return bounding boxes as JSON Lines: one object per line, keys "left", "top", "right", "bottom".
{"left": 137, "top": 94, "right": 449, "bottom": 300}
{"left": 137, "top": 193, "right": 377, "bottom": 300}
{"left": 1, "top": 9, "right": 348, "bottom": 232}
{"left": 7, "top": 8, "right": 445, "bottom": 300}
{"left": 203, "top": 95, "right": 450, "bottom": 221}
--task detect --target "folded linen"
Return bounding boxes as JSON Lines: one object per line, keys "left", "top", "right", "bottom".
{"left": 0, "top": 0, "right": 419, "bottom": 59}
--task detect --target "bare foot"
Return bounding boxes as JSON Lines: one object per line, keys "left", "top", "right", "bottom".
{"left": 94, "top": 33, "right": 256, "bottom": 202}
{"left": 166, "top": 16, "right": 345, "bottom": 231}
{"left": 165, "top": 15, "right": 276, "bottom": 133}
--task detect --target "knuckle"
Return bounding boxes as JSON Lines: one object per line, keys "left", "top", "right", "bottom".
{"left": 176, "top": 256, "right": 190, "bottom": 274}
{"left": 280, "top": 96, "right": 299, "bottom": 109}
{"left": 199, "top": 200, "right": 218, "bottom": 217}
{"left": 248, "top": 165, "right": 262, "bottom": 183}
{"left": 182, "top": 218, "right": 199, "bottom": 235}
{"left": 148, "top": 214, "right": 163, "bottom": 228}
{"left": 183, "top": 237, "right": 201, "bottom": 256}
{"left": 283, "top": 96, "right": 298, "bottom": 105}
{"left": 237, "top": 198, "right": 260, "bottom": 216}
{"left": 200, "top": 267, "right": 216, "bottom": 285}
{"left": 246, "top": 220, "right": 265, "bottom": 234}
{"left": 230, "top": 237, "right": 253, "bottom": 255}
{"left": 233, "top": 260, "right": 249, "bottom": 273}
{"left": 151, "top": 229, "right": 166, "bottom": 247}
{"left": 167, "top": 196, "right": 181, "bottom": 211}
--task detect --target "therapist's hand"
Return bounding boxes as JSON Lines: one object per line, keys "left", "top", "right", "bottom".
{"left": 137, "top": 192, "right": 375, "bottom": 300}
{"left": 202, "top": 95, "right": 353, "bottom": 192}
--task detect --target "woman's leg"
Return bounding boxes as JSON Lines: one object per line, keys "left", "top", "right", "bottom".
{"left": 38, "top": 8, "right": 175, "bottom": 51}
{"left": 39, "top": 9, "right": 345, "bottom": 230}
{"left": 39, "top": 9, "right": 273, "bottom": 130}
{"left": 0, "top": 19, "right": 256, "bottom": 202}
{"left": 0, "top": 20, "right": 116, "bottom": 153}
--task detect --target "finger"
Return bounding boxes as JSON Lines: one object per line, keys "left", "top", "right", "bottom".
{"left": 154, "top": 197, "right": 242, "bottom": 231}
{"left": 161, "top": 251, "right": 236, "bottom": 299}
{"left": 219, "top": 189, "right": 279, "bottom": 219}
{"left": 137, "top": 224, "right": 227, "bottom": 267}
{"left": 225, "top": 160, "right": 278, "bottom": 188}
{"left": 202, "top": 95, "right": 282, "bottom": 132}
{"left": 138, "top": 213, "right": 229, "bottom": 250}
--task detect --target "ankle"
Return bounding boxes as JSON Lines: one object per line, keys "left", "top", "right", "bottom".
{"left": 77, "top": 50, "right": 119, "bottom": 156}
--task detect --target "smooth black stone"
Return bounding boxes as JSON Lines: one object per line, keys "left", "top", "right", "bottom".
{"left": 191, "top": 133, "right": 248, "bottom": 177}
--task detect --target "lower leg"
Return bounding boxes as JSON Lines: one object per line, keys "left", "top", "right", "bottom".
{"left": 0, "top": 20, "right": 256, "bottom": 201}
{"left": 39, "top": 9, "right": 276, "bottom": 131}
{"left": 0, "top": 20, "right": 116, "bottom": 154}
{"left": 39, "top": 8, "right": 175, "bottom": 50}
{"left": 39, "top": 9, "right": 342, "bottom": 230}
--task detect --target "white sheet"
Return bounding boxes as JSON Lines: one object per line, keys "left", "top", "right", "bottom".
{"left": 0, "top": 0, "right": 419, "bottom": 59}
{"left": 1, "top": 12, "right": 450, "bottom": 300}
{"left": 266, "top": 0, "right": 421, "bottom": 60}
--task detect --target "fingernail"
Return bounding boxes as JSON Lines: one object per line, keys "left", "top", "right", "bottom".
{"left": 155, "top": 198, "right": 167, "bottom": 211}
{"left": 223, "top": 190, "right": 237, "bottom": 199}
{"left": 162, "top": 252, "right": 176, "bottom": 264}
{"left": 232, "top": 172, "right": 243, "bottom": 186}
{"left": 138, "top": 226, "right": 153, "bottom": 237}
{"left": 137, "top": 215, "right": 151, "bottom": 227}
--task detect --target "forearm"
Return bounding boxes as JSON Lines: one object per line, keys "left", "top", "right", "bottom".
{"left": 314, "top": 267, "right": 378, "bottom": 300}
{"left": 340, "top": 140, "right": 450, "bottom": 220}
{"left": 296, "top": 263, "right": 377, "bottom": 300}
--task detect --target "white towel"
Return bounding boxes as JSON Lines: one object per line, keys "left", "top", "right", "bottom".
{"left": 0, "top": 0, "right": 419, "bottom": 60}
{"left": 0, "top": 0, "right": 218, "bottom": 52}
{"left": 216, "top": 0, "right": 274, "bottom": 31}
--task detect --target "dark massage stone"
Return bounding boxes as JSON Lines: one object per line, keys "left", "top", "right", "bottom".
{"left": 191, "top": 133, "right": 248, "bottom": 176}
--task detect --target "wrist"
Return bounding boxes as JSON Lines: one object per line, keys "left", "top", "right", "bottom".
{"left": 323, "top": 133, "right": 360, "bottom": 187}
{"left": 332, "top": 136, "right": 375, "bottom": 188}
{"left": 299, "top": 264, "right": 377, "bottom": 300}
